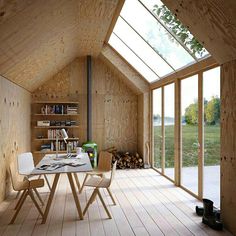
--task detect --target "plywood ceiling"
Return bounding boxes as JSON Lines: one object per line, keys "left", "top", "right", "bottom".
{"left": 0, "top": 0, "right": 119, "bottom": 91}
{"left": 162, "top": 0, "right": 236, "bottom": 65}
{"left": 101, "top": 45, "right": 149, "bottom": 94}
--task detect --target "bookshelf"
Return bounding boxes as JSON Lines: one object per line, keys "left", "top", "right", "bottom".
{"left": 31, "top": 101, "right": 80, "bottom": 157}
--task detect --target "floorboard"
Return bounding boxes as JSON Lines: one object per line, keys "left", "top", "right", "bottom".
{"left": 0, "top": 169, "right": 232, "bottom": 236}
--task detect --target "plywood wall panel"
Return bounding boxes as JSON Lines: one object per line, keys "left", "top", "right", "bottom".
{"left": 32, "top": 56, "right": 138, "bottom": 154}
{"left": 221, "top": 60, "right": 236, "bottom": 235}
{"left": 101, "top": 45, "right": 150, "bottom": 94}
{"left": 32, "top": 58, "right": 87, "bottom": 152}
{"left": 93, "top": 58, "right": 138, "bottom": 152}
{"left": 0, "top": 75, "right": 31, "bottom": 203}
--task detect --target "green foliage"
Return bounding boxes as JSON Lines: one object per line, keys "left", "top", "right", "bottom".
{"left": 153, "top": 124, "right": 220, "bottom": 168}
{"left": 184, "top": 96, "right": 220, "bottom": 125}
{"left": 184, "top": 101, "right": 198, "bottom": 125}
{"left": 205, "top": 96, "right": 220, "bottom": 124}
{"left": 153, "top": 113, "right": 161, "bottom": 120}
{"left": 153, "top": 4, "right": 206, "bottom": 57}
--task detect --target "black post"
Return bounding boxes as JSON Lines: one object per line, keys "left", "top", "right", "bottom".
{"left": 87, "top": 55, "right": 92, "bottom": 141}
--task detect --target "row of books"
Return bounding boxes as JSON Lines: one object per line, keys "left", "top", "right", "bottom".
{"left": 37, "top": 120, "right": 77, "bottom": 127}
{"left": 40, "top": 141, "right": 79, "bottom": 152}
{"left": 47, "top": 129, "right": 68, "bottom": 139}
{"left": 40, "top": 104, "right": 79, "bottom": 115}
{"left": 67, "top": 105, "right": 78, "bottom": 114}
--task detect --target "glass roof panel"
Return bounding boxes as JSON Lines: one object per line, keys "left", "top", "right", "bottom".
{"left": 113, "top": 17, "right": 174, "bottom": 77}
{"left": 120, "top": 0, "right": 195, "bottom": 70}
{"left": 140, "top": 0, "right": 209, "bottom": 59}
{"left": 109, "top": 33, "right": 159, "bottom": 82}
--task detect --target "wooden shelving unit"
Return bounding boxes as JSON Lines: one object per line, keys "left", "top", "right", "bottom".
{"left": 31, "top": 101, "right": 80, "bottom": 157}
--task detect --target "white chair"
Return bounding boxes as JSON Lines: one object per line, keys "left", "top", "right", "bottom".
{"left": 83, "top": 161, "right": 117, "bottom": 219}
{"left": 17, "top": 152, "right": 51, "bottom": 191}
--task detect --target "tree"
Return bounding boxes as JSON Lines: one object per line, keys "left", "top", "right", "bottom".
{"left": 184, "top": 101, "right": 198, "bottom": 125}
{"left": 153, "top": 114, "right": 161, "bottom": 121}
{"left": 205, "top": 96, "right": 220, "bottom": 124}
{"left": 153, "top": 4, "right": 206, "bottom": 57}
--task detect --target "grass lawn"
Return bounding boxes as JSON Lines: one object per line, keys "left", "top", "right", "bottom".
{"left": 153, "top": 124, "right": 220, "bottom": 168}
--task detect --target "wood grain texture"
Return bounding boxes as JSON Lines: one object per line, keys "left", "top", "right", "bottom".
{"left": 101, "top": 44, "right": 150, "bottom": 94}
{"left": 0, "top": 170, "right": 231, "bottom": 235}
{"left": 32, "top": 57, "right": 138, "bottom": 154}
{"left": 0, "top": 75, "right": 31, "bottom": 203}
{"left": 0, "top": 0, "right": 119, "bottom": 91}
{"left": 93, "top": 58, "right": 138, "bottom": 153}
{"left": 162, "top": 0, "right": 236, "bottom": 64}
{"left": 221, "top": 60, "right": 236, "bottom": 235}
{"left": 32, "top": 58, "right": 87, "bottom": 162}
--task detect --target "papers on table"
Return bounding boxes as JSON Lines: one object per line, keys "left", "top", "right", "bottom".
{"left": 37, "top": 159, "right": 85, "bottom": 171}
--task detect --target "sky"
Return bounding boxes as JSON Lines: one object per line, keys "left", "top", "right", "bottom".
{"left": 108, "top": 0, "right": 220, "bottom": 118}
{"left": 108, "top": 0, "right": 209, "bottom": 83}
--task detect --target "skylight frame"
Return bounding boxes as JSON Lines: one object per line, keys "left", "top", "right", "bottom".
{"left": 138, "top": 0, "right": 198, "bottom": 62}
{"left": 110, "top": 33, "right": 161, "bottom": 82}
{"left": 108, "top": 0, "right": 210, "bottom": 83}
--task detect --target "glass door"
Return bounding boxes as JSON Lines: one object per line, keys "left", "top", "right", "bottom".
{"left": 203, "top": 67, "right": 221, "bottom": 207}
{"left": 164, "top": 83, "right": 175, "bottom": 180}
{"left": 181, "top": 75, "right": 198, "bottom": 194}
{"left": 153, "top": 88, "right": 162, "bottom": 171}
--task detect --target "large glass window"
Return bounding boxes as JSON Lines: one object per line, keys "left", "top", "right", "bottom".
{"left": 203, "top": 67, "right": 220, "bottom": 208}
{"left": 109, "top": 34, "right": 159, "bottom": 82}
{"left": 108, "top": 0, "right": 210, "bottom": 83}
{"left": 153, "top": 88, "right": 162, "bottom": 171}
{"left": 181, "top": 75, "right": 198, "bottom": 194}
{"left": 164, "top": 83, "right": 175, "bottom": 180}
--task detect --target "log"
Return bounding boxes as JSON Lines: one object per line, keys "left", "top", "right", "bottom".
{"left": 104, "top": 147, "right": 144, "bottom": 169}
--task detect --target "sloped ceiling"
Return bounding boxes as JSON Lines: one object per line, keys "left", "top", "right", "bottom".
{"left": 100, "top": 45, "right": 149, "bottom": 94}
{"left": 0, "top": 0, "right": 119, "bottom": 91}
{"left": 162, "top": 0, "right": 236, "bottom": 65}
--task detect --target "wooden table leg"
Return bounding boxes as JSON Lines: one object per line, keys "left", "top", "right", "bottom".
{"left": 41, "top": 173, "right": 60, "bottom": 224}
{"left": 67, "top": 173, "right": 83, "bottom": 220}
{"left": 73, "top": 173, "right": 81, "bottom": 192}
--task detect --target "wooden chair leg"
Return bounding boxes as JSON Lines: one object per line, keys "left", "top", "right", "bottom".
{"left": 15, "top": 190, "right": 21, "bottom": 199}
{"left": 97, "top": 189, "right": 112, "bottom": 219}
{"left": 33, "top": 188, "right": 44, "bottom": 206}
{"left": 83, "top": 189, "right": 98, "bottom": 216}
{"left": 10, "top": 190, "right": 28, "bottom": 224}
{"left": 14, "top": 189, "right": 27, "bottom": 210}
{"left": 73, "top": 173, "right": 81, "bottom": 192}
{"left": 28, "top": 189, "right": 43, "bottom": 217}
{"left": 106, "top": 187, "right": 116, "bottom": 205}
{"left": 79, "top": 173, "right": 89, "bottom": 194}
{"left": 43, "top": 174, "right": 52, "bottom": 191}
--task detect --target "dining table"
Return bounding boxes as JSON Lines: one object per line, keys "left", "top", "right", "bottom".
{"left": 31, "top": 152, "right": 93, "bottom": 224}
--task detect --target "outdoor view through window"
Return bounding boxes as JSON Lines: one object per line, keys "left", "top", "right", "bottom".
{"left": 153, "top": 67, "right": 220, "bottom": 207}
{"left": 109, "top": 0, "right": 209, "bottom": 83}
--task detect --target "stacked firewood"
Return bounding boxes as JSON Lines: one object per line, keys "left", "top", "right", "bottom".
{"left": 104, "top": 147, "right": 143, "bottom": 169}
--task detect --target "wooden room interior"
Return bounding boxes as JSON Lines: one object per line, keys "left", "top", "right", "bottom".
{"left": 0, "top": 0, "right": 236, "bottom": 235}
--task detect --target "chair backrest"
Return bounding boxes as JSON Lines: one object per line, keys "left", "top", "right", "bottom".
{"left": 17, "top": 152, "right": 35, "bottom": 175}
{"left": 107, "top": 161, "right": 117, "bottom": 187}
{"left": 97, "top": 151, "right": 112, "bottom": 172}
{"left": 9, "top": 162, "right": 29, "bottom": 191}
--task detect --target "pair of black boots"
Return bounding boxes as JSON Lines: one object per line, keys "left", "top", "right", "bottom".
{"left": 196, "top": 199, "right": 223, "bottom": 230}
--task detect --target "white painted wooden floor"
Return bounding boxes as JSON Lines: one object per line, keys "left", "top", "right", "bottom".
{"left": 0, "top": 169, "right": 231, "bottom": 236}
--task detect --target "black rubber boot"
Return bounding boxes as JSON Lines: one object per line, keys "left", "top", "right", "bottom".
{"left": 202, "top": 198, "right": 223, "bottom": 230}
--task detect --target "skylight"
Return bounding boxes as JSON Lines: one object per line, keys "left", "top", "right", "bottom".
{"left": 108, "top": 0, "right": 210, "bottom": 83}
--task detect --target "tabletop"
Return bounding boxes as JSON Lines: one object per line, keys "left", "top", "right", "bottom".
{"left": 31, "top": 153, "right": 93, "bottom": 175}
